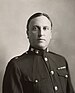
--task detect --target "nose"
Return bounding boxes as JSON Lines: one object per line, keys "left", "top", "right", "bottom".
{"left": 38, "top": 27, "right": 44, "bottom": 37}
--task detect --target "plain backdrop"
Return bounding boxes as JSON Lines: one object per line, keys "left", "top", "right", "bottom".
{"left": 0, "top": 0, "right": 75, "bottom": 92}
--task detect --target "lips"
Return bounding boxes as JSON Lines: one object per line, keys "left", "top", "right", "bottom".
{"left": 37, "top": 38, "right": 46, "bottom": 41}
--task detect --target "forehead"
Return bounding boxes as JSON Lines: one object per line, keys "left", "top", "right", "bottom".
{"left": 29, "top": 16, "right": 51, "bottom": 27}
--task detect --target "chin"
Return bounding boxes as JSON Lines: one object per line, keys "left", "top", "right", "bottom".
{"left": 36, "top": 44, "right": 47, "bottom": 50}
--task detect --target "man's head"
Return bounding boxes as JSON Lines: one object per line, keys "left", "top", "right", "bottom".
{"left": 26, "top": 12, "right": 53, "bottom": 50}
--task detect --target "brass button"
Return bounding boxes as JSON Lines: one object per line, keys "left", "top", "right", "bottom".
{"left": 65, "top": 75, "right": 68, "bottom": 78}
{"left": 15, "top": 56, "right": 18, "bottom": 59}
{"left": 35, "top": 79, "right": 38, "bottom": 83}
{"left": 50, "top": 70, "right": 54, "bottom": 75}
{"left": 35, "top": 50, "right": 39, "bottom": 54}
{"left": 54, "top": 86, "right": 58, "bottom": 91}
{"left": 26, "top": 51, "right": 28, "bottom": 54}
{"left": 47, "top": 48, "right": 49, "bottom": 52}
{"left": 44, "top": 57, "right": 48, "bottom": 61}
{"left": 31, "top": 48, "right": 34, "bottom": 51}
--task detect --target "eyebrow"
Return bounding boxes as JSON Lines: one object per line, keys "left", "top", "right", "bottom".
{"left": 33, "top": 25, "right": 39, "bottom": 27}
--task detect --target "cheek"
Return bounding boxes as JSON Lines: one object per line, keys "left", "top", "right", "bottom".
{"left": 46, "top": 32, "right": 52, "bottom": 40}
{"left": 29, "top": 32, "right": 38, "bottom": 40}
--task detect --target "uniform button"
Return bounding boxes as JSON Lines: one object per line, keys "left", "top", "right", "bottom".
{"left": 31, "top": 48, "right": 34, "bottom": 51}
{"left": 26, "top": 51, "right": 28, "bottom": 54}
{"left": 54, "top": 86, "right": 58, "bottom": 91}
{"left": 15, "top": 56, "right": 18, "bottom": 59}
{"left": 35, "top": 79, "right": 38, "bottom": 83}
{"left": 65, "top": 75, "right": 68, "bottom": 78}
{"left": 47, "top": 48, "right": 49, "bottom": 52}
{"left": 35, "top": 50, "right": 39, "bottom": 54}
{"left": 44, "top": 57, "right": 48, "bottom": 61}
{"left": 50, "top": 70, "right": 54, "bottom": 75}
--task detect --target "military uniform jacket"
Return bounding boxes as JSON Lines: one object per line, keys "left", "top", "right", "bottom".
{"left": 3, "top": 46, "right": 74, "bottom": 93}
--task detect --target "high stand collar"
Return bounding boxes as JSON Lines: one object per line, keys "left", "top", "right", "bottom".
{"left": 28, "top": 46, "right": 49, "bottom": 56}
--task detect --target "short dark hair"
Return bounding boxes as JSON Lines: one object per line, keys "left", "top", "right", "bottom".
{"left": 26, "top": 12, "right": 53, "bottom": 31}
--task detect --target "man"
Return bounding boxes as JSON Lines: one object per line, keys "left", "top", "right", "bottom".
{"left": 2, "top": 12, "right": 74, "bottom": 93}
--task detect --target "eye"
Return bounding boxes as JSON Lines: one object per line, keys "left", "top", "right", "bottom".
{"left": 32, "top": 26, "right": 39, "bottom": 31}
{"left": 43, "top": 26, "right": 49, "bottom": 30}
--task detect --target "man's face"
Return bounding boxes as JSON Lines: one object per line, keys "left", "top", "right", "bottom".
{"left": 27, "top": 16, "right": 52, "bottom": 50}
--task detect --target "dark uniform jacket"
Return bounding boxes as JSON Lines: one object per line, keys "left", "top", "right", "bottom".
{"left": 2, "top": 46, "right": 74, "bottom": 93}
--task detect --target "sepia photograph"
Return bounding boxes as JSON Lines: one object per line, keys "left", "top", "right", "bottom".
{"left": 0, "top": 0, "right": 75, "bottom": 93}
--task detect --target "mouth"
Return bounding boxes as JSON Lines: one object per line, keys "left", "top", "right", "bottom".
{"left": 37, "top": 38, "right": 46, "bottom": 41}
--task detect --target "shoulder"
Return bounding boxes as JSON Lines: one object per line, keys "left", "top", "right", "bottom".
{"left": 48, "top": 51, "right": 65, "bottom": 59}
{"left": 4, "top": 53, "right": 28, "bottom": 78}
{"left": 6, "top": 52, "right": 26, "bottom": 67}
{"left": 48, "top": 51, "right": 67, "bottom": 66}
{"left": 6, "top": 51, "right": 33, "bottom": 69}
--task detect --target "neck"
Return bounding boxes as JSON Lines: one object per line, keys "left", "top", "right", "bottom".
{"left": 30, "top": 45, "right": 47, "bottom": 50}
